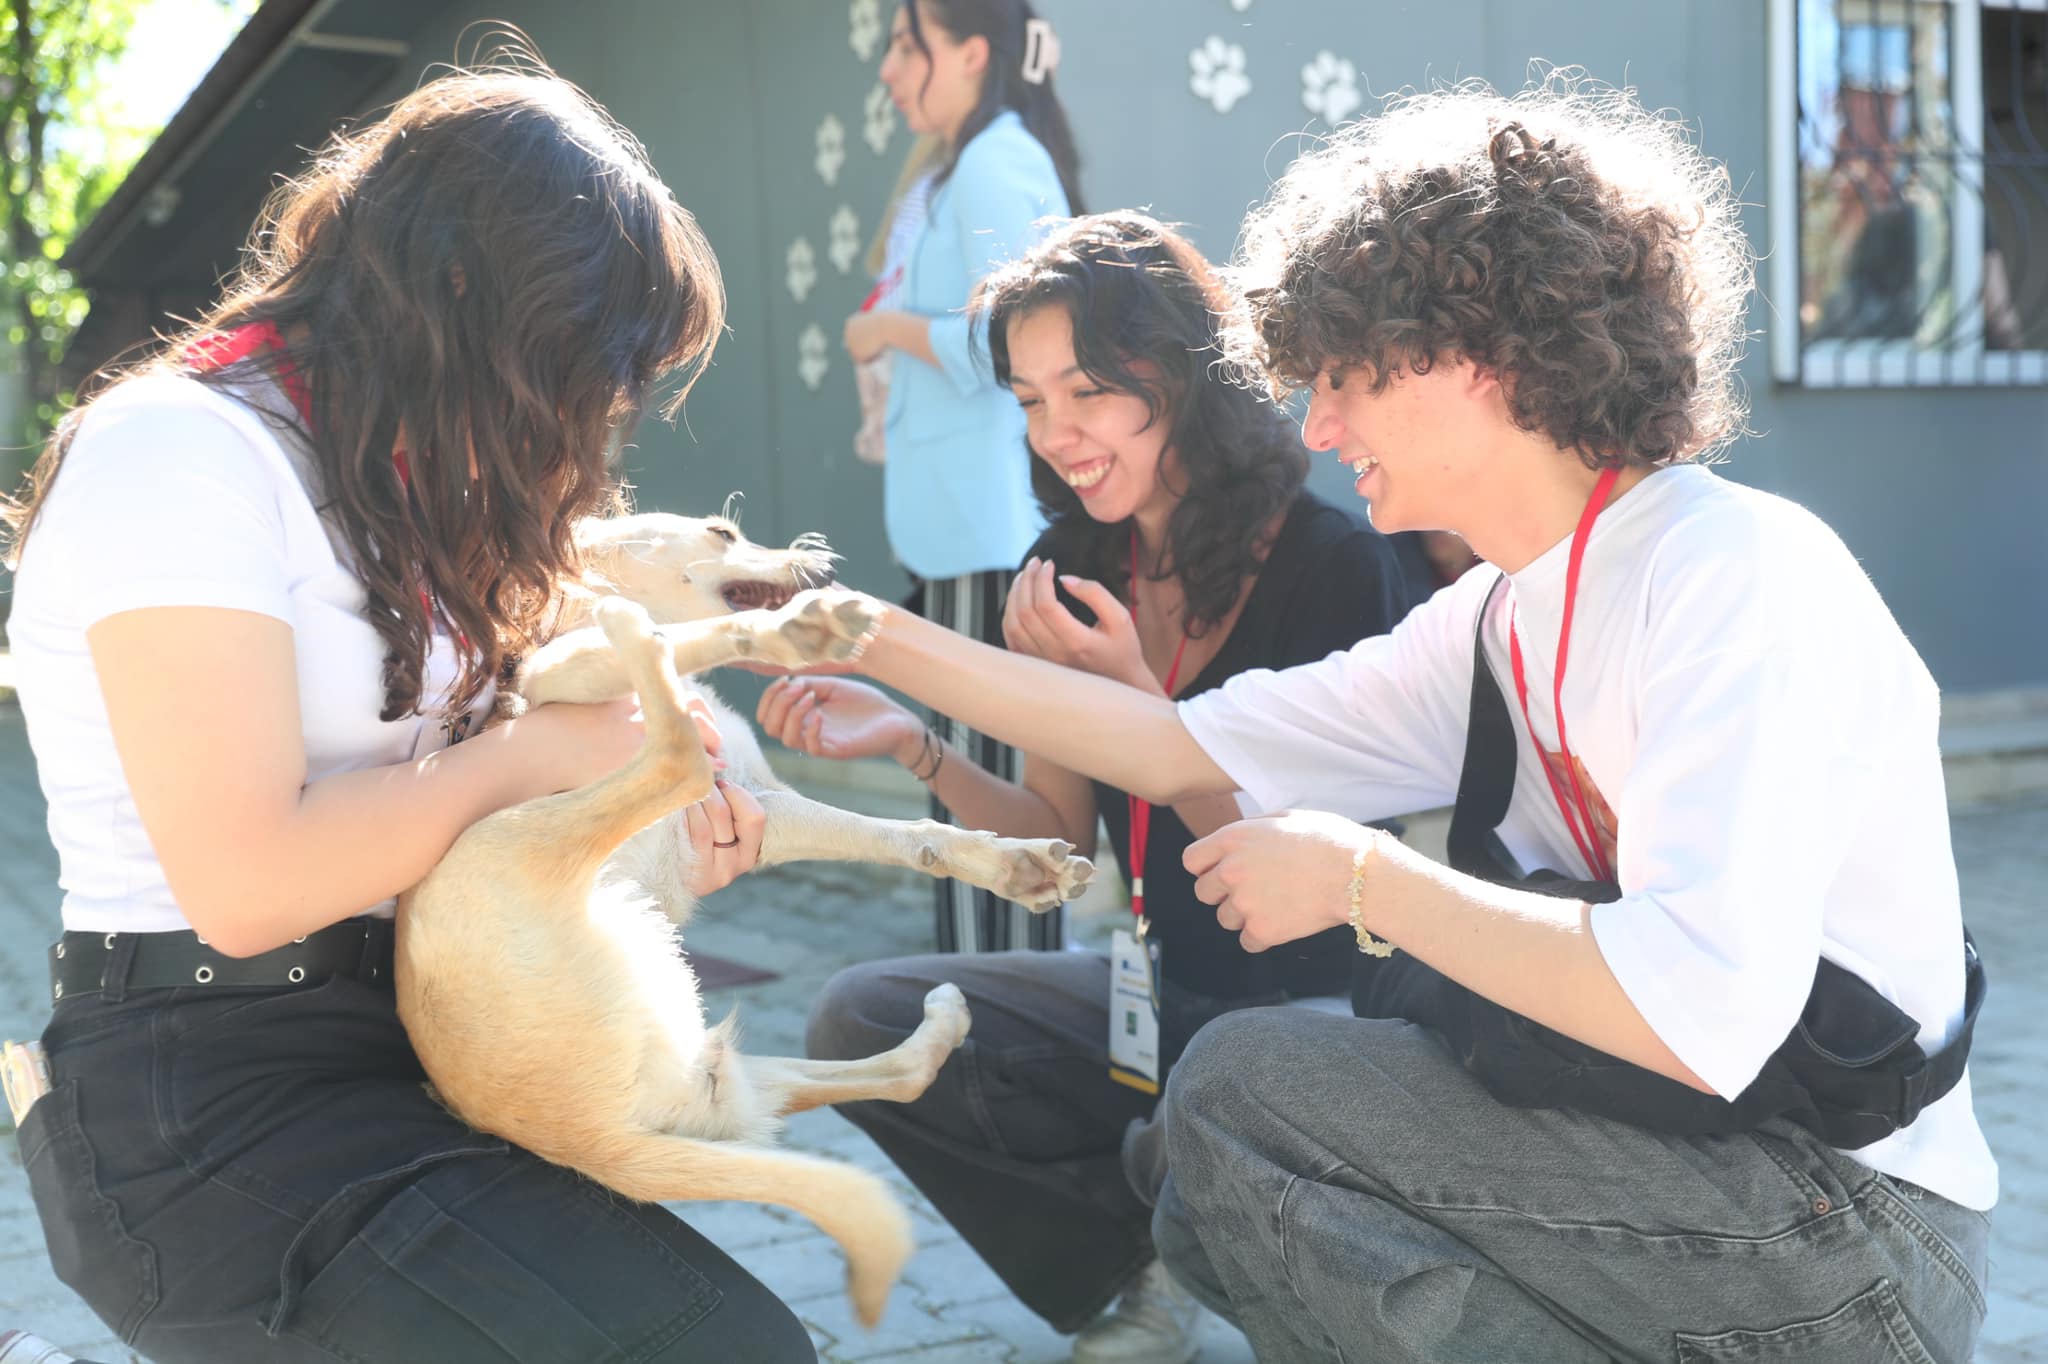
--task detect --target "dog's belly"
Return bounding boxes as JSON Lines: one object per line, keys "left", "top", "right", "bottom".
{"left": 400, "top": 875, "right": 721, "bottom": 1139}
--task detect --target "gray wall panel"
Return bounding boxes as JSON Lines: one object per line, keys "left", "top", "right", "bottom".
{"left": 375, "top": 0, "right": 2045, "bottom": 693}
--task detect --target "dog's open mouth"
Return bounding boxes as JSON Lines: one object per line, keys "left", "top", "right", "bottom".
{"left": 720, "top": 580, "right": 799, "bottom": 613}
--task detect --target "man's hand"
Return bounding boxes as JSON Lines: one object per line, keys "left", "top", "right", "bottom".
{"left": 1184, "top": 810, "right": 1376, "bottom": 952}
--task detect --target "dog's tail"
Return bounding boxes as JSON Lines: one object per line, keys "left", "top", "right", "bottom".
{"left": 578, "top": 1129, "right": 913, "bottom": 1327}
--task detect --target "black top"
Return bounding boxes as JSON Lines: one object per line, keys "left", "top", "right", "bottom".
{"left": 1023, "top": 488, "right": 1413, "bottom": 1003}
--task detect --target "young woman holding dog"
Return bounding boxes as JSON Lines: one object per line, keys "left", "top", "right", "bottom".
{"left": 1, "top": 62, "right": 815, "bottom": 1363}
{"left": 767, "top": 211, "right": 1411, "bottom": 1362}
{"left": 846, "top": 0, "right": 1085, "bottom": 955}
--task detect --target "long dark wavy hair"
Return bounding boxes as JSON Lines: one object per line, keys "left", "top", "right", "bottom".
{"left": 2, "top": 54, "right": 724, "bottom": 720}
{"left": 981, "top": 211, "right": 1307, "bottom": 637}
{"left": 902, "top": 0, "right": 1085, "bottom": 214}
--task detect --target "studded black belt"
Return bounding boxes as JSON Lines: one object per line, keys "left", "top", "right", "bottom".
{"left": 49, "top": 918, "right": 395, "bottom": 1004}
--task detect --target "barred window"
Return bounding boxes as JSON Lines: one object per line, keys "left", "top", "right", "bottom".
{"left": 1771, "top": 0, "right": 2048, "bottom": 386}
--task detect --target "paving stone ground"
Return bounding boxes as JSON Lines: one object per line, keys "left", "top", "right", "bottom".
{"left": 0, "top": 701, "right": 2041, "bottom": 1361}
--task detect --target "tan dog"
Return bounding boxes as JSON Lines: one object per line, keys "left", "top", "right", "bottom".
{"left": 394, "top": 513, "right": 1093, "bottom": 1327}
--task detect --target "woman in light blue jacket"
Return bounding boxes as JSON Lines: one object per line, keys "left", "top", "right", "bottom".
{"left": 844, "top": 0, "right": 1083, "bottom": 952}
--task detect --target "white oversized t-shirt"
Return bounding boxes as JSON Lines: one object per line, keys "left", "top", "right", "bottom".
{"left": 7, "top": 372, "right": 483, "bottom": 933}
{"left": 1179, "top": 464, "right": 1997, "bottom": 1211}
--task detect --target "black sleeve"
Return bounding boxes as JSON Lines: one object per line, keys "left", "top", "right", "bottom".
{"left": 1271, "top": 512, "right": 1413, "bottom": 668}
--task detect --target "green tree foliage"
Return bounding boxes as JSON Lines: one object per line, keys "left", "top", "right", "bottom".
{"left": 0, "top": 0, "right": 249, "bottom": 446}
{"left": 1, "top": 0, "right": 150, "bottom": 444}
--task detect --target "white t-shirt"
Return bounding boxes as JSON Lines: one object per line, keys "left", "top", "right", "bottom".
{"left": 1179, "top": 464, "right": 1998, "bottom": 1211}
{"left": 7, "top": 372, "right": 481, "bottom": 933}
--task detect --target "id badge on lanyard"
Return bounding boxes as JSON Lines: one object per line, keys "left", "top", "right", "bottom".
{"left": 1107, "top": 528, "right": 1187, "bottom": 1096}
{"left": 1108, "top": 919, "right": 1163, "bottom": 1094}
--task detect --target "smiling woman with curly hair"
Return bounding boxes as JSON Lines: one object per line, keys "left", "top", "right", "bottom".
{"left": 785, "top": 73, "right": 1996, "bottom": 1364}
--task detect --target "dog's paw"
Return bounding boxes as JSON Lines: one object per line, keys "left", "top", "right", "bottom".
{"left": 771, "top": 589, "right": 879, "bottom": 665}
{"left": 516, "top": 623, "right": 631, "bottom": 706}
{"left": 949, "top": 833, "right": 1094, "bottom": 912}
{"left": 920, "top": 982, "right": 971, "bottom": 1053}
{"left": 593, "top": 594, "right": 655, "bottom": 644}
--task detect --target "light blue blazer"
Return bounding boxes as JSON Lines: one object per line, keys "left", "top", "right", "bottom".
{"left": 884, "top": 110, "right": 1070, "bottom": 580}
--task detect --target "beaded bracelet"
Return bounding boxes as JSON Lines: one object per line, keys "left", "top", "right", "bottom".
{"left": 1348, "top": 848, "right": 1396, "bottom": 957}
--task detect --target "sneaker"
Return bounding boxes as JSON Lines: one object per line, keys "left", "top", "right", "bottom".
{"left": 0, "top": 1332, "right": 108, "bottom": 1364}
{"left": 1070, "top": 1259, "right": 1204, "bottom": 1364}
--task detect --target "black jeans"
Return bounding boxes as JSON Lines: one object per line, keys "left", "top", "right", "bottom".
{"left": 22, "top": 967, "right": 814, "bottom": 1363}
{"left": 803, "top": 949, "right": 1300, "bottom": 1334}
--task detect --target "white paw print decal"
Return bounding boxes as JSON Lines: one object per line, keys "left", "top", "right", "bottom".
{"left": 1301, "top": 51, "right": 1361, "bottom": 125}
{"left": 864, "top": 82, "right": 898, "bottom": 155}
{"left": 1229, "top": 0, "right": 1254, "bottom": 9}
{"left": 816, "top": 114, "right": 846, "bottom": 186}
{"left": 798, "top": 324, "right": 830, "bottom": 392}
{"left": 1190, "top": 36, "right": 1251, "bottom": 114}
{"left": 849, "top": 0, "right": 882, "bottom": 62}
{"left": 828, "top": 206, "right": 862, "bottom": 274}
{"left": 786, "top": 238, "right": 818, "bottom": 303}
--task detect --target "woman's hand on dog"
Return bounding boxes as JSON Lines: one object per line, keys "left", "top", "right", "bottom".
{"left": 756, "top": 676, "right": 925, "bottom": 767}
{"left": 683, "top": 779, "right": 766, "bottom": 895}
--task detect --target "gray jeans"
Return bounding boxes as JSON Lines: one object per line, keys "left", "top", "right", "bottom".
{"left": 1145, "top": 1008, "right": 1991, "bottom": 1364}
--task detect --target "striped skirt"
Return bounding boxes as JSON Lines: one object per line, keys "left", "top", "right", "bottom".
{"left": 921, "top": 570, "right": 1064, "bottom": 953}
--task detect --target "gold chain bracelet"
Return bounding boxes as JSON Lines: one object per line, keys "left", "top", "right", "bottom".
{"left": 1348, "top": 847, "right": 1395, "bottom": 957}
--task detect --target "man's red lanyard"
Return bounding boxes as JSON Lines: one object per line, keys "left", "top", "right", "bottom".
{"left": 185, "top": 322, "right": 453, "bottom": 642}
{"left": 1507, "top": 466, "right": 1613, "bottom": 880}
{"left": 1507, "top": 466, "right": 1621, "bottom": 884}
{"left": 1126, "top": 527, "right": 1190, "bottom": 925}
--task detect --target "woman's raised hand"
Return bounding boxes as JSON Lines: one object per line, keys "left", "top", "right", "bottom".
{"left": 757, "top": 675, "right": 926, "bottom": 765}
{"left": 1004, "top": 557, "right": 1155, "bottom": 693}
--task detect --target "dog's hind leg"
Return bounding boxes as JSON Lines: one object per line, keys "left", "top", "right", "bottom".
{"left": 508, "top": 599, "right": 720, "bottom": 887}
{"left": 745, "top": 983, "right": 971, "bottom": 1118}
{"left": 582, "top": 1129, "right": 914, "bottom": 1327}
{"left": 752, "top": 790, "right": 1095, "bottom": 911}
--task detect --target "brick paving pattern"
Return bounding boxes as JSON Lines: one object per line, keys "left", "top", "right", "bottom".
{"left": 0, "top": 703, "right": 2039, "bottom": 1361}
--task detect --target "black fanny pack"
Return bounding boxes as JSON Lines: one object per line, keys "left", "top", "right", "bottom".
{"left": 1349, "top": 576, "right": 1984, "bottom": 1148}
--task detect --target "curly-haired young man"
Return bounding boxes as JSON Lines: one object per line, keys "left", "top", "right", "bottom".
{"left": 818, "top": 76, "right": 1995, "bottom": 1361}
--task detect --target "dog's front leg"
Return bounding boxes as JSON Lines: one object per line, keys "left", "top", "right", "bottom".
{"left": 518, "top": 590, "right": 879, "bottom": 706}
{"left": 752, "top": 790, "right": 1094, "bottom": 912}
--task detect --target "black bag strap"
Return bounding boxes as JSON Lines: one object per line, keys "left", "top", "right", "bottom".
{"left": 1443, "top": 573, "right": 1614, "bottom": 899}
{"left": 1895, "top": 930, "right": 1984, "bottom": 1122}
{"left": 1418, "top": 570, "right": 1982, "bottom": 1143}
{"left": 1445, "top": 573, "right": 1514, "bottom": 880}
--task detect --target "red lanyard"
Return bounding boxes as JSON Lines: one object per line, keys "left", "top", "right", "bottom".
{"left": 858, "top": 265, "right": 903, "bottom": 313}
{"left": 185, "top": 322, "right": 455, "bottom": 644}
{"left": 1126, "top": 527, "right": 1190, "bottom": 923}
{"left": 1507, "top": 466, "right": 1620, "bottom": 884}
{"left": 186, "top": 322, "right": 311, "bottom": 422}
